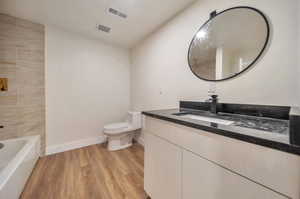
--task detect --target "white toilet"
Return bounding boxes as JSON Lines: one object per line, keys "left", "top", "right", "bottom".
{"left": 104, "top": 111, "right": 142, "bottom": 151}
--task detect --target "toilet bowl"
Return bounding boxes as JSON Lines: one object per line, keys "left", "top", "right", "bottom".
{"left": 104, "top": 112, "right": 141, "bottom": 151}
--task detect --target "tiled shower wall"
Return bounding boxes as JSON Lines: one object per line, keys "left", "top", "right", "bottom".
{"left": 0, "top": 14, "right": 45, "bottom": 154}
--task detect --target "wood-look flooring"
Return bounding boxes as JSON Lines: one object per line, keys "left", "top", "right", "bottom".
{"left": 21, "top": 143, "right": 145, "bottom": 199}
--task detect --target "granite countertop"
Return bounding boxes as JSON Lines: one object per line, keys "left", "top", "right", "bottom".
{"left": 142, "top": 108, "right": 300, "bottom": 156}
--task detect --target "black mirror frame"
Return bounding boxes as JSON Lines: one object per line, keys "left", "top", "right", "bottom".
{"left": 187, "top": 6, "right": 270, "bottom": 82}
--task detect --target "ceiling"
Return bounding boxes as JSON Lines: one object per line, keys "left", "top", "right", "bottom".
{"left": 0, "top": 0, "right": 196, "bottom": 48}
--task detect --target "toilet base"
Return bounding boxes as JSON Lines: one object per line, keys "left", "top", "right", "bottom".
{"left": 107, "top": 132, "right": 134, "bottom": 151}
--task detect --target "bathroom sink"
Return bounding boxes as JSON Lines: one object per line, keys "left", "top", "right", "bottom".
{"left": 179, "top": 114, "right": 234, "bottom": 125}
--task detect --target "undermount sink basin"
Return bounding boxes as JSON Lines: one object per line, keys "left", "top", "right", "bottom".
{"left": 180, "top": 114, "right": 234, "bottom": 125}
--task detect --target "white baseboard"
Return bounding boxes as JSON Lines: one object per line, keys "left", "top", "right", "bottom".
{"left": 46, "top": 136, "right": 106, "bottom": 155}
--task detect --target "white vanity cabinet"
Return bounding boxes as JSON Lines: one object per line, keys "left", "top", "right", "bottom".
{"left": 143, "top": 116, "right": 300, "bottom": 199}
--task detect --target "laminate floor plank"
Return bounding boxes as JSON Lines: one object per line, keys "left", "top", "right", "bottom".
{"left": 21, "top": 143, "right": 145, "bottom": 199}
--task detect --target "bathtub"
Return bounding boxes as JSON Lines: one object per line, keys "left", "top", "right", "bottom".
{"left": 0, "top": 136, "right": 40, "bottom": 199}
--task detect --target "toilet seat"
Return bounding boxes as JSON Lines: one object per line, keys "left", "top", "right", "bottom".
{"left": 104, "top": 122, "right": 131, "bottom": 135}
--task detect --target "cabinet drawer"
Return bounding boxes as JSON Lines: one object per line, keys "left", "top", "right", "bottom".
{"left": 183, "top": 150, "right": 288, "bottom": 199}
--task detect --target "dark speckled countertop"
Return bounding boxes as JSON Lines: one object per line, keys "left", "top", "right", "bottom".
{"left": 142, "top": 108, "right": 300, "bottom": 156}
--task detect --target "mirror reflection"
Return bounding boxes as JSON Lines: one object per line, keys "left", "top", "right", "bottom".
{"left": 188, "top": 7, "right": 269, "bottom": 81}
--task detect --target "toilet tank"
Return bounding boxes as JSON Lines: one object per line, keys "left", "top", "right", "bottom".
{"left": 127, "top": 111, "right": 142, "bottom": 129}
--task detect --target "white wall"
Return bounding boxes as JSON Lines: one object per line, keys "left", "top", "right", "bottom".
{"left": 46, "top": 26, "right": 130, "bottom": 152}
{"left": 131, "top": 0, "right": 300, "bottom": 111}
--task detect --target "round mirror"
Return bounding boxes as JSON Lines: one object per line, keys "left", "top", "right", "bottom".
{"left": 188, "top": 7, "right": 270, "bottom": 81}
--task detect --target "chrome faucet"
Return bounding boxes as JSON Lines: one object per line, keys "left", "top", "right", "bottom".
{"left": 206, "top": 95, "right": 218, "bottom": 114}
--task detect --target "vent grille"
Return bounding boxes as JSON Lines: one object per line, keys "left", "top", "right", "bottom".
{"left": 109, "top": 8, "right": 127, "bottom": 18}
{"left": 97, "top": 24, "right": 111, "bottom": 33}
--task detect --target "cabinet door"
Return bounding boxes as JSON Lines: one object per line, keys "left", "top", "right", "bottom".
{"left": 182, "top": 150, "right": 288, "bottom": 199}
{"left": 144, "top": 133, "right": 182, "bottom": 199}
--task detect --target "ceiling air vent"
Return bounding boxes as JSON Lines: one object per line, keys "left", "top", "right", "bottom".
{"left": 97, "top": 24, "right": 111, "bottom": 33}
{"left": 109, "top": 8, "right": 127, "bottom": 19}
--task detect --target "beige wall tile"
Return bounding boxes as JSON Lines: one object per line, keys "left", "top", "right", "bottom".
{"left": 0, "top": 14, "right": 45, "bottom": 155}
{"left": 0, "top": 14, "right": 16, "bottom": 25}
{"left": 0, "top": 95, "right": 17, "bottom": 105}
{"left": 0, "top": 107, "right": 18, "bottom": 126}
{"left": 17, "top": 48, "right": 44, "bottom": 63}
{"left": 0, "top": 14, "right": 16, "bottom": 40}
{"left": 0, "top": 46, "right": 16, "bottom": 63}
{"left": 16, "top": 18, "right": 44, "bottom": 33}
{"left": 0, "top": 129, "right": 19, "bottom": 140}
{"left": 0, "top": 63, "right": 17, "bottom": 75}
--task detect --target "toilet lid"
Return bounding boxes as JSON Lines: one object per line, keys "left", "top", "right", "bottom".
{"left": 104, "top": 122, "right": 129, "bottom": 130}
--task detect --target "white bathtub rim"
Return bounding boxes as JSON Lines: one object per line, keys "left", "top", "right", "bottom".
{"left": 0, "top": 135, "right": 40, "bottom": 190}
